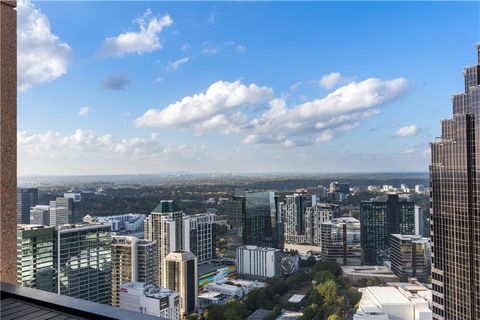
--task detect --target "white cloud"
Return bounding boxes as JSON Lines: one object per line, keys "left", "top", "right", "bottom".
{"left": 78, "top": 107, "right": 90, "bottom": 116}
{"left": 134, "top": 80, "right": 274, "bottom": 131}
{"left": 17, "top": 0, "right": 72, "bottom": 91}
{"left": 201, "top": 41, "right": 247, "bottom": 55}
{"left": 98, "top": 9, "right": 173, "bottom": 58}
{"left": 166, "top": 57, "right": 190, "bottom": 71}
{"left": 394, "top": 125, "right": 418, "bottom": 137}
{"left": 136, "top": 77, "right": 409, "bottom": 147}
{"left": 318, "top": 72, "right": 342, "bottom": 89}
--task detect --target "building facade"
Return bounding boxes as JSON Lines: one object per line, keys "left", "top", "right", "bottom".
{"left": 49, "top": 197, "right": 73, "bottom": 227}
{"left": 360, "top": 194, "right": 415, "bottom": 265}
{"left": 144, "top": 200, "right": 184, "bottom": 287}
{"left": 16, "top": 225, "right": 56, "bottom": 293}
{"left": 305, "top": 203, "right": 337, "bottom": 246}
{"left": 321, "top": 217, "right": 362, "bottom": 266}
{"left": 17, "top": 188, "right": 38, "bottom": 224}
{"left": 430, "top": 45, "right": 480, "bottom": 320}
{"left": 236, "top": 245, "right": 281, "bottom": 280}
{"left": 390, "top": 234, "right": 431, "bottom": 282}
{"left": 283, "top": 194, "right": 312, "bottom": 245}
{"left": 163, "top": 251, "right": 198, "bottom": 317}
{"left": 30, "top": 205, "right": 50, "bottom": 226}
{"left": 183, "top": 213, "right": 216, "bottom": 264}
{"left": 56, "top": 223, "right": 112, "bottom": 305}
{"left": 111, "top": 236, "right": 157, "bottom": 307}
{"left": 119, "top": 282, "right": 180, "bottom": 320}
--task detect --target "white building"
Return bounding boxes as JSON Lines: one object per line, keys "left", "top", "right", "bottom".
{"left": 84, "top": 213, "right": 146, "bottom": 232}
{"left": 183, "top": 213, "right": 216, "bottom": 263}
{"left": 236, "top": 245, "right": 281, "bottom": 280}
{"left": 354, "top": 285, "right": 432, "bottom": 320}
{"left": 203, "top": 282, "right": 244, "bottom": 298}
{"left": 119, "top": 282, "right": 180, "bottom": 320}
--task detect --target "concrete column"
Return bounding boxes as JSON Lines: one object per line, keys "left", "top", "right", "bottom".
{"left": 0, "top": 0, "right": 17, "bottom": 284}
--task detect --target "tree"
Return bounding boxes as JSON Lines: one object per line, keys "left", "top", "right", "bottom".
{"left": 223, "top": 301, "right": 248, "bottom": 320}
{"left": 313, "top": 270, "right": 335, "bottom": 284}
{"left": 314, "top": 261, "right": 342, "bottom": 277}
{"left": 327, "top": 314, "right": 341, "bottom": 320}
{"left": 317, "top": 279, "right": 338, "bottom": 303}
{"left": 244, "top": 288, "right": 273, "bottom": 312}
{"left": 302, "top": 303, "right": 320, "bottom": 319}
{"left": 204, "top": 305, "right": 225, "bottom": 320}
{"left": 347, "top": 287, "right": 362, "bottom": 307}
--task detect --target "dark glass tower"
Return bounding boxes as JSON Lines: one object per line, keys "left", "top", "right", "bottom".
{"left": 360, "top": 194, "right": 415, "bottom": 265}
{"left": 16, "top": 188, "right": 38, "bottom": 224}
{"left": 430, "top": 45, "right": 480, "bottom": 320}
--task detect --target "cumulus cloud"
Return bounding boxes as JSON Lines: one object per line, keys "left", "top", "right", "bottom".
{"left": 166, "top": 57, "right": 190, "bottom": 71}
{"left": 394, "top": 125, "right": 418, "bottom": 137}
{"left": 78, "top": 107, "right": 90, "bottom": 116}
{"left": 18, "top": 129, "right": 206, "bottom": 160}
{"left": 135, "top": 77, "right": 409, "bottom": 146}
{"left": 101, "top": 73, "right": 130, "bottom": 91}
{"left": 135, "top": 80, "right": 274, "bottom": 131}
{"left": 318, "top": 72, "right": 342, "bottom": 89}
{"left": 98, "top": 9, "right": 173, "bottom": 58}
{"left": 17, "top": 0, "right": 72, "bottom": 91}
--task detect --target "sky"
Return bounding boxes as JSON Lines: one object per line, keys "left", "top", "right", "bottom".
{"left": 17, "top": 1, "right": 480, "bottom": 176}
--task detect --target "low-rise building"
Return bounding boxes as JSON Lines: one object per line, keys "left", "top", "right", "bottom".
{"left": 236, "top": 245, "right": 281, "bottom": 280}
{"left": 119, "top": 282, "right": 180, "bottom": 320}
{"left": 341, "top": 266, "right": 398, "bottom": 282}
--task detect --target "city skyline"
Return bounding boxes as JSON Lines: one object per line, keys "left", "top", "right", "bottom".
{"left": 17, "top": 1, "right": 480, "bottom": 175}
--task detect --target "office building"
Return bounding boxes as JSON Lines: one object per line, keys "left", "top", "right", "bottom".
{"left": 163, "top": 251, "right": 198, "bottom": 317}
{"left": 225, "top": 196, "right": 245, "bottom": 257}
{"left": 144, "top": 200, "right": 184, "bottom": 287}
{"left": 360, "top": 194, "right": 415, "bottom": 265}
{"left": 56, "top": 223, "right": 112, "bottom": 305}
{"left": 49, "top": 197, "right": 73, "bottom": 227}
{"left": 414, "top": 206, "right": 430, "bottom": 238}
{"left": 390, "top": 234, "right": 431, "bottom": 282}
{"left": 283, "top": 194, "right": 312, "bottom": 245}
{"left": 16, "top": 188, "right": 38, "bottom": 224}
{"left": 183, "top": 213, "right": 216, "bottom": 264}
{"left": 321, "top": 217, "right": 362, "bottom": 266}
{"left": 30, "top": 205, "right": 50, "bottom": 226}
{"left": 119, "top": 282, "right": 180, "bottom": 320}
{"left": 430, "top": 45, "right": 480, "bottom": 320}
{"left": 63, "top": 192, "right": 84, "bottom": 224}
{"left": 16, "top": 225, "right": 56, "bottom": 293}
{"left": 111, "top": 236, "right": 157, "bottom": 307}
{"left": 236, "top": 245, "right": 281, "bottom": 280}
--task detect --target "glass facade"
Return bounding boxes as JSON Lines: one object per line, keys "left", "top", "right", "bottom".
{"left": 430, "top": 45, "right": 480, "bottom": 320}
{"left": 57, "top": 224, "right": 112, "bottom": 305}
{"left": 16, "top": 225, "right": 56, "bottom": 293}
{"left": 360, "top": 194, "right": 415, "bottom": 265}
{"left": 16, "top": 188, "right": 38, "bottom": 224}
{"left": 321, "top": 217, "right": 361, "bottom": 266}
{"left": 390, "top": 234, "right": 431, "bottom": 281}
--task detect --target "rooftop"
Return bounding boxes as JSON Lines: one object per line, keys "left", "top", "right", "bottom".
{"left": 247, "top": 309, "right": 273, "bottom": 320}
{"left": 152, "top": 200, "right": 181, "bottom": 214}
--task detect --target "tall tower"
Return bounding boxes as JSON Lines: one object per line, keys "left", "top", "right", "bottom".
{"left": 144, "top": 200, "right": 184, "bottom": 286}
{"left": 163, "top": 251, "right": 198, "bottom": 318}
{"left": 430, "top": 45, "right": 480, "bottom": 320}
{"left": 16, "top": 188, "right": 38, "bottom": 224}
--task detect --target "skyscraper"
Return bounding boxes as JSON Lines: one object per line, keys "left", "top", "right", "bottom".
{"left": 63, "top": 192, "right": 84, "bottom": 223}
{"left": 225, "top": 196, "right": 245, "bottom": 257}
{"left": 321, "top": 217, "right": 361, "bottom": 266}
{"left": 360, "top": 194, "right": 415, "bottom": 265}
{"left": 16, "top": 188, "right": 38, "bottom": 224}
{"left": 430, "top": 45, "right": 480, "bottom": 320}
{"left": 163, "top": 251, "right": 198, "bottom": 317}
{"left": 244, "top": 191, "right": 281, "bottom": 248}
{"left": 144, "top": 200, "right": 184, "bottom": 286}
{"left": 183, "top": 213, "right": 216, "bottom": 264}
{"left": 49, "top": 197, "right": 73, "bottom": 227}
{"left": 16, "top": 224, "right": 56, "bottom": 293}
{"left": 111, "top": 236, "right": 157, "bottom": 307}
{"left": 283, "top": 194, "right": 312, "bottom": 244}
{"left": 56, "top": 223, "right": 112, "bottom": 305}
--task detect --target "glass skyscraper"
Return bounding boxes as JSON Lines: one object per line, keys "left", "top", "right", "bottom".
{"left": 16, "top": 188, "right": 38, "bottom": 224}
{"left": 430, "top": 45, "right": 480, "bottom": 320}
{"left": 360, "top": 194, "right": 415, "bottom": 265}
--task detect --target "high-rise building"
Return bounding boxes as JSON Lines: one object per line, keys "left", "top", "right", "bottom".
{"left": 244, "top": 191, "right": 281, "bottom": 248}
{"left": 430, "top": 45, "right": 480, "bottom": 320}
{"left": 56, "top": 223, "right": 112, "bottom": 305}
{"left": 16, "top": 225, "right": 56, "bottom": 293}
{"left": 119, "top": 282, "right": 180, "bottom": 320}
{"left": 183, "top": 213, "right": 216, "bottom": 264}
{"left": 283, "top": 194, "right": 312, "bottom": 245}
{"left": 144, "top": 200, "right": 184, "bottom": 287}
{"left": 30, "top": 205, "right": 50, "bottom": 226}
{"left": 360, "top": 194, "right": 415, "bottom": 265}
{"left": 163, "top": 251, "right": 198, "bottom": 317}
{"left": 225, "top": 196, "right": 246, "bottom": 257}
{"left": 16, "top": 188, "right": 38, "bottom": 224}
{"left": 111, "top": 236, "right": 157, "bottom": 307}
{"left": 305, "top": 203, "right": 337, "bottom": 246}
{"left": 49, "top": 197, "right": 73, "bottom": 227}
{"left": 236, "top": 245, "right": 281, "bottom": 280}
{"left": 390, "top": 234, "right": 431, "bottom": 282}
{"left": 321, "top": 217, "right": 362, "bottom": 266}
{"left": 63, "top": 192, "right": 84, "bottom": 223}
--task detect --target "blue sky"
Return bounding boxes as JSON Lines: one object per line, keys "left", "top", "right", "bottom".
{"left": 17, "top": 1, "right": 480, "bottom": 175}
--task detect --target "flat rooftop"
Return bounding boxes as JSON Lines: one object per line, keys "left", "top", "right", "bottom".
{"left": 366, "top": 287, "right": 412, "bottom": 305}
